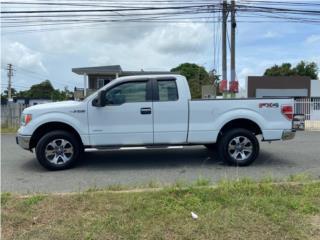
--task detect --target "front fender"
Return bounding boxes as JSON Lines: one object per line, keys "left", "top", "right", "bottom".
{"left": 19, "top": 111, "right": 90, "bottom": 145}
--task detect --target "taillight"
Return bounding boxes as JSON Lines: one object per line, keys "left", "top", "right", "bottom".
{"left": 281, "top": 105, "right": 293, "bottom": 120}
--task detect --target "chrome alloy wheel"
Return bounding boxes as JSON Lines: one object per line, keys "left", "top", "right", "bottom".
{"left": 45, "top": 139, "right": 74, "bottom": 165}
{"left": 227, "top": 136, "right": 253, "bottom": 161}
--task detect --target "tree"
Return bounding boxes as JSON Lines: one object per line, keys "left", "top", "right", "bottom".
{"left": 27, "top": 80, "right": 55, "bottom": 99}
{"left": 264, "top": 61, "right": 318, "bottom": 79}
{"left": 20, "top": 80, "right": 72, "bottom": 101}
{"left": 294, "top": 61, "right": 318, "bottom": 79}
{"left": 2, "top": 88, "right": 17, "bottom": 98}
{"left": 51, "top": 87, "right": 72, "bottom": 101}
{"left": 171, "top": 63, "right": 215, "bottom": 98}
{"left": 3, "top": 80, "right": 74, "bottom": 101}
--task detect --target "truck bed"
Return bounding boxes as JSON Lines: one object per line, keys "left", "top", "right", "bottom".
{"left": 187, "top": 98, "right": 294, "bottom": 143}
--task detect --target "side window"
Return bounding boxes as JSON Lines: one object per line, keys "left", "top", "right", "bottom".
{"left": 105, "top": 81, "right": 147, "bottom": 105}
{"left": 157, "top": 80, "right": 178, "bottom": 101}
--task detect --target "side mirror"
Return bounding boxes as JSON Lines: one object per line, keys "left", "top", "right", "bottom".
{"left": 92, "top": 90, "right": 107, "bottom": 107}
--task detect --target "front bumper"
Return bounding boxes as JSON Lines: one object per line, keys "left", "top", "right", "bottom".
{"left": 282, "top": 129, "right": 296, "bottom": 141}
{"left": 16, "top": 134, "right": 31, "bottom": 150}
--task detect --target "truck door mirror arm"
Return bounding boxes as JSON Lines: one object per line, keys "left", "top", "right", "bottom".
{"left": 92, "top": 90, "right": 107, "bottom": 107}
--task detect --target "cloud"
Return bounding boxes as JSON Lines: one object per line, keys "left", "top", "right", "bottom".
{"left": 1, "top": 41, "right": 46, "bottom": 72}
{"left": 40, "top": 22, "right": 211, "bottom": 58}
{"left": 39, "top": 22, "right": 157, "bottom": 54}
{"left": 2, "top": 7, "right": 319, "bottom": 91}
{"left": 263, "top": 31, "right": 281, "bottom": 39}
{"left": 43, "top": 22, "right": 213, "bottom": 71}
{"left": 305, "top": 34, "right": 320, "bottom": 44}
{"left": 147, "top": 23, "right": 211, "bottom": 55}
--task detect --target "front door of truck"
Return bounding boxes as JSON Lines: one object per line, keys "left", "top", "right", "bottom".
{"left": 88, "top": 79, "right": 153, "bottom": 146}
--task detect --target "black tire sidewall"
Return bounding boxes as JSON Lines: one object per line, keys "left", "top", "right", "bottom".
{"left": 218, "top": 128, "right": 259, "bottom": 166}
{"left": 36, "top": 130, "right": 81, "bottom": 170}
{"left": 204, "top": 143, "right": 217, "bottom": 151}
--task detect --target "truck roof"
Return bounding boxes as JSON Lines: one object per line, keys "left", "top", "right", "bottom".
{"left": 114, "top": 74, "right": 183, "bottom": 81}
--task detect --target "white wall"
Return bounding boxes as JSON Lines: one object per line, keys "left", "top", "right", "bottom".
{"left": 236, "top": 87, "right": 247, "bottom": 98}
{"left": 256, "top": 88, "right": 308, "bottom": 98}
{"left": 29, "top": 99, "right": 52, "bottom": 105}
{"left": 311, "top": 80, "right": 320, "bottom": 97}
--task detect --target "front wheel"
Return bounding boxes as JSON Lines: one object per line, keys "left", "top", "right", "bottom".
{"left": 35, "top": 130, "right": 82, "bottom": 170}
{"left": 218, "top": 128, "right": 259, "bottom": 166}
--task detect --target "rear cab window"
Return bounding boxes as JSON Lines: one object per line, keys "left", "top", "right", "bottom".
{"left": 156, "top": 79, "right": 179, "bottom": 101}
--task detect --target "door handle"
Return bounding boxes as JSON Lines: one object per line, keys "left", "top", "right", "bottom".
{"left": 140, "top": 107, "right": 152, "bottom": 115}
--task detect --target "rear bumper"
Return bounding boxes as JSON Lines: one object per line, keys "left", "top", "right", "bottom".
{"left": 16, "top": 134, "right": 31, "bottom": 150}
{"left": 281, "top": 129, "right": 296, "bottom": 141}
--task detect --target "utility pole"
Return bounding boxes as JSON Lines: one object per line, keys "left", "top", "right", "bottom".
{"left": 7, "top": 63, "right": 13, "bottom": 102}
{"left": 230, "top": 0, "right": 237, "bottom": 97}
{"left": 230, "top": 0, "right": 236, "bottom": 83}
{"left": 222, "top": 0, "right": 227, "bottom": 83}
{"left": 220, "top": 0, "right": 228, "bottom": 97}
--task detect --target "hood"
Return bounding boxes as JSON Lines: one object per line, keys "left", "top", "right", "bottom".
{"left": 23, "top": 101, "right": 85, "bottom": 114}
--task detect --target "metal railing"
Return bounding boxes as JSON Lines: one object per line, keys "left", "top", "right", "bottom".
{"left": 294, "top": 97, "right": 320, "bottom": 130}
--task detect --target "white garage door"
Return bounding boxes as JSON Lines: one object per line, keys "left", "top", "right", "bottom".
{"left": 256, "top": 88, "right": 308, "bottom": 98}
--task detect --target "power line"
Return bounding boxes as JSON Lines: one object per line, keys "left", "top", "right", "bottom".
{"left": 2, "top": 0, "right": 320, "bottom": 34}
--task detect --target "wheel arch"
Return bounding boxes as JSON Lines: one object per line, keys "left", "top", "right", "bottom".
{"left": 30, "top": 121, "right": 84, "bottom": 149}
{"left": 218, "top": 118, "right": 262, "bottom": 140}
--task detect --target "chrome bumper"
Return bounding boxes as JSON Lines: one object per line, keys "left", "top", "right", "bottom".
{"left": 16, "top": 134, "right": 31, "bottom": 150}
{"left": 282, "top": 129, "right": 296, "bottom": 141}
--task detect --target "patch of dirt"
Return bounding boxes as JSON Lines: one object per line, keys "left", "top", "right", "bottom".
{"left": 310, "top": 215, "right": 320, "bottom": 240}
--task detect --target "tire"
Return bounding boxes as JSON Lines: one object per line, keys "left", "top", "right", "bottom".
{"left": 35, "top": 130, "right": 83, "bottom": 170}
{"left": 217, "top": 128, "right": 259, "bottom": 166}
{"left": 204, "top": 143, "right": 217, "bottom": 151}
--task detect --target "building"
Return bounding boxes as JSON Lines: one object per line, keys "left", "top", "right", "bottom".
{"left": 246, "top": 76, "right": 320, "bottom": 130}
{"left": 14, "top": 98, "right": 53, "bottom": 106}
{"left": 247, "top": 76, "right": 312, "bottom": 98}
{"left": 72, "top": 65, "right": 172, "bottom": 99}
{"left": 311, "top": 79, "right": 320, "bottom": 97}
{"left": 0, "top": 98, "right": 53, "bottom": 106}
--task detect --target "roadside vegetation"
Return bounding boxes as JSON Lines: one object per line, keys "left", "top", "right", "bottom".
{"left": 2, "top": 177, "right": 320, "bottom": 240}
{"left": 1, "top": 127, "right": 18, "bottom": 133}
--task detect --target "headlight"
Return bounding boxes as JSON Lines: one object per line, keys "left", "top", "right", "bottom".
{"left": 21, "top": 114, "right": 32, "bottom": 126}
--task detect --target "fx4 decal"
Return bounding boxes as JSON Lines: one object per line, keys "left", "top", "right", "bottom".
{"left": 70, "top": 110, "right": 86, "bottom": 113}
{"left": 259, "top": 103, "right": 279, "bottom": 108}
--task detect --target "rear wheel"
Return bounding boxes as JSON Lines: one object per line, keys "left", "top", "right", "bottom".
{"left": 217, "top": 128, "right": 259, "bottom": 166}
{"left": 35, "top": 130, "right": 82, "bottom": 170}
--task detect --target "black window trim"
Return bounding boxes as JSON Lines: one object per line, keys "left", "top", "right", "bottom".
{"left": 152, "top": 78, "right": 179, "bottom": 102}
{"left": 96, "top": 79, "right": 153, "bottom": 106}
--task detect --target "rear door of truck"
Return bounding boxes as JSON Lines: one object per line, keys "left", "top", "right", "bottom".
{"left": 152, "top": 77, "right": 189, "bottom": 144}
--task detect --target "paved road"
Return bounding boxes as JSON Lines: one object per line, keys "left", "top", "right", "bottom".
{"left": 1, "top": 132, "right": 320, "bottom": 193}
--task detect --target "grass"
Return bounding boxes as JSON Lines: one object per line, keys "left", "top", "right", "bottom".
{"left": 2, "top": 179, "right": 320, "bottom": 240}
{"left": 194, "top": 176, "right": 211, "bottom": 186}
{"left": 1, "top": 127, "right": 18, "bottom": 133}
{"left": 22, "top": 195, "right": 46, "bottom": 207}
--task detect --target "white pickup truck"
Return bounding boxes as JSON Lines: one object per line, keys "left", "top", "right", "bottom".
{"left": 17, "top": 74, "right": 295, "bottom": 170}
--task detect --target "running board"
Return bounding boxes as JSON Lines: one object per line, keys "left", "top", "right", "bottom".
{"left": 85, "top": 145, "right": 184, "bottom": 151}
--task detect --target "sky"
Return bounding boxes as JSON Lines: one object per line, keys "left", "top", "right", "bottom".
{"left": 1, "top": 1, "right": 320, "bottom": 92}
